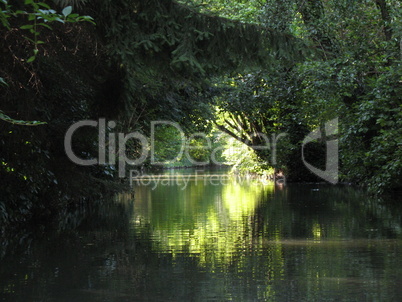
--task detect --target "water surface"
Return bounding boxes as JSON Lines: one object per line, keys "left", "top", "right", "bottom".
{"left": 1, "top": 168, "right": 401, "bottom": 301}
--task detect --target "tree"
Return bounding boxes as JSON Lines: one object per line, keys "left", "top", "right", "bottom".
{"left": 0, "top": 0, "right": 309, "bottom": 226}
{"left": 210, "top": 0, "right": 402, "bottom": 191}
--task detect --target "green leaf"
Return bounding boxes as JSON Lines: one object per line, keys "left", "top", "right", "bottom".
{"left": 24, "top": 37, "right": 35, "bottom": 44}
{"left": 38, "top": 22, "right": 52, "bottom": 29}
{"left": 27, "top": 55, "right": 36, "bottom": 63}
{"left": 62, "top": 6, "right": 72, "bottom": 17}
{"left": 20, "top": 24, "right": 33, "bottom": 29}
{"left": 37, "top": 2, "right": 51, "bottom": 9}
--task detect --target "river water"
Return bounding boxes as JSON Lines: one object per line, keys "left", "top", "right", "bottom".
{"left": 1, "top": 168, "right": 401, "bottom": 301}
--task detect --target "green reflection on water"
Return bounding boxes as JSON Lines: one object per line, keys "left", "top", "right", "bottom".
{"left": 128, "top": 171, "right": 402, "bottom": 301}
{"left": 133, "top": 174, "right": 275, "bottom": 268}
{"left": 1, "top": 169, "right": 402, "bottom": 302}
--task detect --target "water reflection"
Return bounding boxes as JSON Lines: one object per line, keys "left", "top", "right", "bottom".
{"left": 0, "top": 169, "right": 402, "bottom": 301}
{"left": 133, "top": 174, "right": 273, "bottom": 268}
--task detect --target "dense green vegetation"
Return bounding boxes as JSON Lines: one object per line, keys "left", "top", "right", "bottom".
{"left": 1, "top": 0, "right": 401, "bottom": 229}
{"left": 206, "top": 0, "right": 402, "bottom": 190}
